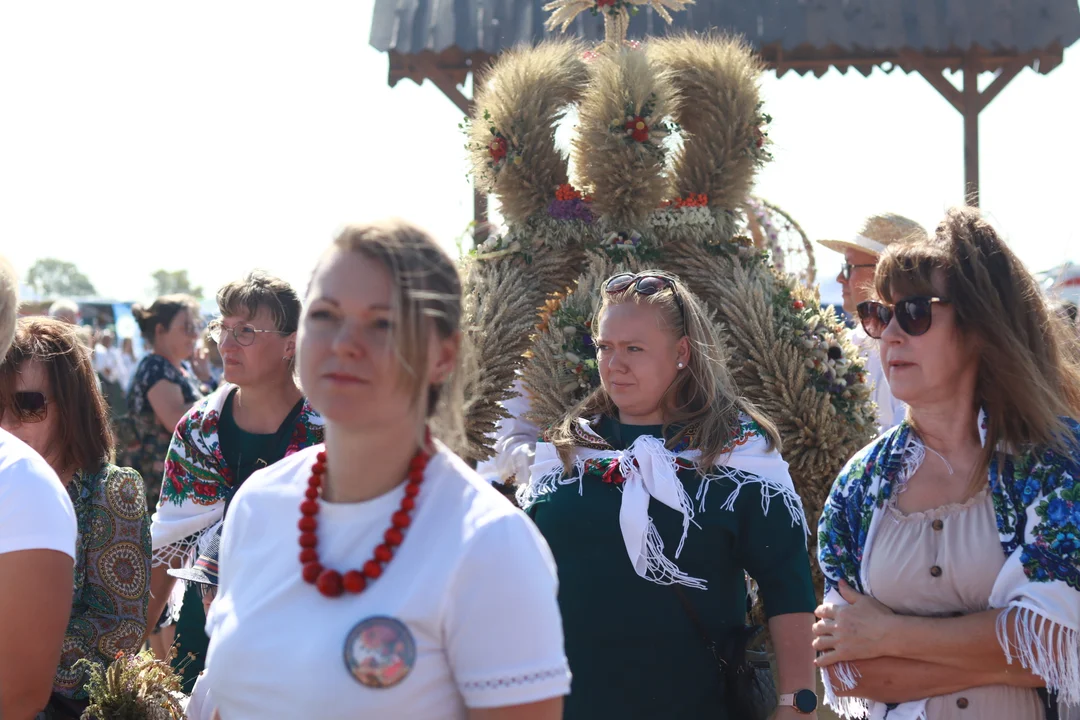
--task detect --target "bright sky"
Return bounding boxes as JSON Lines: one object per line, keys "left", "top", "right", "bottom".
{"left": 1, "top": 1, "right": 1077, "bottom": 303}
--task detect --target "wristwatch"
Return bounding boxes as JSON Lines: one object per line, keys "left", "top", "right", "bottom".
{"left": 778, "top": 689, "right": 818, "bottom": 714}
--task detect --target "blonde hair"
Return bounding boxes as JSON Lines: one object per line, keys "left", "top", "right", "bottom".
{"left": 321, "top": 220, "right": 466, "bottom": 450}
{"left": 875, "top": 206, "right": 1080, "bottom": 488}
{"left": 0, "top": 256, "right": 17, "bottom": 359}
{"left": 548, "top": 270, "right": 779, "bottom": 470}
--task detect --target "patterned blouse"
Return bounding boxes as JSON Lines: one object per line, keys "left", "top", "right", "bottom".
{"left": 121, "top": 354, "right": 203, "bottom": 511}
{"left": 55, "top": 463, "right": 152, "bottom": 700}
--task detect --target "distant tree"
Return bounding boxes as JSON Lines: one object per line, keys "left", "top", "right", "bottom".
{"left": 151, "top": 269, "right": 203, "bottom": 299}
{"left": 26, "top": 258, "right": 97, "bottom": 298}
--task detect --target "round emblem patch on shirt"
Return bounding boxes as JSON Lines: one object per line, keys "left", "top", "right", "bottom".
{"left": 343, "top": 616, "right": 417, "bottom": 689}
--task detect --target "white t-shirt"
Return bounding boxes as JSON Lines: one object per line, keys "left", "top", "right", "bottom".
{"left": 0, "top": 429, "right": 77, "bottom": 558}
{"left": 204, "top": 443, "right": 570, "bottom": 719}
{"left": 851, "top": 325, "right": 907, "bottom": 432}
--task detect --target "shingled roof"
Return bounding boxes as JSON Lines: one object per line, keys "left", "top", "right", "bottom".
{"left": 370, "top": 0, "right": 1080, "bottom": 86}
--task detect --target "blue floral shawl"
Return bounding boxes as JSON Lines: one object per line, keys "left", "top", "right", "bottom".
{"left": 818, "top": 415, "right": 1080, "bottom": 718}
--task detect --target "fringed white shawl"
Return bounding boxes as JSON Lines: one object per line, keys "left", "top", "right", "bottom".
{"left": 519, "top": 415, "right": 807, "bottom": 589}
{"left": 817, "top": 413, "right": 1080, "bottom": 718}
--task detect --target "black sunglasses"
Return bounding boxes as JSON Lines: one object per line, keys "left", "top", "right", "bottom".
{"left": 2, "top": 391, "right": 48, "bottom": 424}
{"left": 604, "top": 273, "right": 685, "bottom": 317}
{"left": 840, "top": 262, "right": 876, "bottom": 281}
{"left": 857, "top": 297, "right": 950, "bottom": 339}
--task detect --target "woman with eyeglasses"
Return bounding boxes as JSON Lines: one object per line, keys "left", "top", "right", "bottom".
{"left": 146, "top": 271, "right": 323, "bottom": 689}
{"left": 518, "top": 270, "right": 818, "bottom": 719}
{"left": 1, "top": 317, "right": 151, "bottom": 719}
{"left": 815, "top": 207, "right": 1080, "bottom": 720}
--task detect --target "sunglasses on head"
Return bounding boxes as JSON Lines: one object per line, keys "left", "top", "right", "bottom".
{"left": 856, "top": 296, "right": 950, "bottom": 339}
{"left": 840, "top": 262, "right": 876, "bottom": 281}
{"left": 2, "top": 391, "right": 48, "bottom": 424}
{"left": 604, "top": 273, "right": 685, "bottom": 317}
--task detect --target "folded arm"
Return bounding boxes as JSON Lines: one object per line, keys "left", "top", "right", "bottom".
{"left": 835, "top": 656, "right": 1043, "bottom": 705}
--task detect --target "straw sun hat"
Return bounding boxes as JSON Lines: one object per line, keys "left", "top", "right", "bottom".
{"left": 817, "top": 213, "right": 929, "bottom": 257}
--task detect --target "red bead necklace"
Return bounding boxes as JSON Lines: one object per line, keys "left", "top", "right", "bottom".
{"left": 298, "top": 446, "right": 429, "bottom": 598}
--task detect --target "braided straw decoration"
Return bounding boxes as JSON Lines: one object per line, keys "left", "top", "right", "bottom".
{"left": 572, "top": 48, "right": 677, "bottom": 229}
{"left": 460, "top": 244, "right": 585, "bottom": 462}
{"left": 467, "top": 41, "right": 588, "bottom": 225}
{"left": 647, "top": 34, "right": 765, "bottom": 216}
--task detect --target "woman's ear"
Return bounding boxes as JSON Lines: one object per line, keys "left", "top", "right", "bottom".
{"left": 676, "top": 335, "right": 691, "bottom": 369}
{"left": 283, "top": 333, "right": 297, "bottom": 361}
{"left": 429, "top": 331, "right": 461, "bottom": 385}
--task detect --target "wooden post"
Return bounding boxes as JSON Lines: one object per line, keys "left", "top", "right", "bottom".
{"left": 427, "top": 65, "right": 489, "bottom": 243}
{"left": 962, "top": 55, "right": 981, "bottom": 206}
{"left": 912, "top": 53, "right": 1026, "bottom": 207}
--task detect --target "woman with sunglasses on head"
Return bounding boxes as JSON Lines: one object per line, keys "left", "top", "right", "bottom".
{"left": 518, "top": 270, "right": 818, "bottom": 720}
{"left": 146, "top": 271, "right": 323, "bottom": 690}
{"left": 1, "top": 317, "right": 151, "bottom": 719}
{"left": 201, "top": 221, "right": 568, "bottom": 719}
{"left": 815, "top": 207, "right": 1080, "bottom": 720}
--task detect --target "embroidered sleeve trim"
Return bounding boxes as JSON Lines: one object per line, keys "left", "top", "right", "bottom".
{"left": 460, "top": 666, "right": 568, "bottom": 692}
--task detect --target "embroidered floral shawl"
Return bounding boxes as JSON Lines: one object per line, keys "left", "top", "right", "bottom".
{"left": 817, "top": 416, "right": 1080, "bottom": 718}
{"left": 150, "top": 384, "right": 324, "bottom": 563}
{"left": 521, "top": 414, "right": 807, "bottom": 589}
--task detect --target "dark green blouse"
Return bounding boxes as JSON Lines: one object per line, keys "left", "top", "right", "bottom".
{"left": 530, "top": 418, "right": 815, "bottom": 719}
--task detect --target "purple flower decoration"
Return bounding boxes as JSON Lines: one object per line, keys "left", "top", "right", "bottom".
{"left": 548, "top": 198, "right": 594, "bottom": 223}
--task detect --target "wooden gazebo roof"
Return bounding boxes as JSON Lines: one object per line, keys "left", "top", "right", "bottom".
{"left": 370, "top": 0, "right": 1080, "bottom": 203}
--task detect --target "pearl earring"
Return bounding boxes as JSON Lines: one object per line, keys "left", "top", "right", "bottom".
{"left": 677, "top": 362, "right": 684, "bottom": 369}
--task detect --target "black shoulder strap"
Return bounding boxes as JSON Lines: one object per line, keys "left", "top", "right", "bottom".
{"left": 671, "top": 584, "right": 717, "bottom": 652}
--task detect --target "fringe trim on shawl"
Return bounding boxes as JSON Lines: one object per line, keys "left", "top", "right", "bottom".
{"left": 997, "top": 606, "right": 1080, "bottom": 706}
{"left": 516, "top": 458, "right": 587, "bottom": 508}
{"left": 150, "top": 534, "right": 199, "bottom": 625}
{"left": 894, "top": 435, "right": 926, "bottom": 493}
{"left": 151, "top": 534, "right": 198, "bottom": 569}
{"left": 641, "top": 518, "right": 707, "bottom": 589}
{"left": 695, "top": 466, "right": 810, "bottom": 540}
{"left": 518, "top": 453, "right": 707, "bottom": 589}
{"left": 821, "top": 663, "right": 869, "bottom": 719}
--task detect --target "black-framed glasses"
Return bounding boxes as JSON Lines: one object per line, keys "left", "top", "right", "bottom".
{"left": 1, "top": 391, "right": 48, "bottom": 424}
{"left": 856, "top": 297, "right": 950, "bottom": 338}
{"left": 840, "top": 262, "right": 876, "bottom": 280}
{"left": 604, "top": 273, "right": 685, "bottom": 317}
{"left": 207, "top": 319, "right": 286, "bottom": 347}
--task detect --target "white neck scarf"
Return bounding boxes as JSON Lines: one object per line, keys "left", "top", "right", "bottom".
{"left": 521, "top": 417, "right": 807, "bottom": 588}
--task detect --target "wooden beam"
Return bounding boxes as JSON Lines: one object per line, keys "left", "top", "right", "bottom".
{"left": 963, "top": 54, "right": 980, "bottom": 206}
{"left": 977, "top": 62, "right": 1023, "bottom": 113}
{"left": 427, "top": 69, "right": 471, "bottom": 115}
{"left": 915, "top": 66, "right": 964, "bottom": 113}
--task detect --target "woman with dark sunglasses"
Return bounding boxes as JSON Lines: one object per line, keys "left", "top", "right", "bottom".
{"left": 815, "top": 207, "right": 1080, "bottom": 720}
{"left": 518, "top": 271, "right": 819, "bottom": 719}
{"left": 0, "top": 317, "right": 151, "bottom": 719}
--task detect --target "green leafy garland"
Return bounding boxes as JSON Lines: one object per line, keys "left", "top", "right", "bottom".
{"left": 770, "top": 276, "right": 876, "bottom": 427}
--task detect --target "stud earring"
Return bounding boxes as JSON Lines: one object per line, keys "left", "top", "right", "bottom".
{"left": 677, "top": 362, "right": 684, "bottom": 369}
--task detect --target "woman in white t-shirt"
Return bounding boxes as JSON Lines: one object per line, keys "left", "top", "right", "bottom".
{"left": 0, "top": 255, "right": 78, "bottom": 719}
{"left": 203, "top": 220, "right": 569, "bottom": 719}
